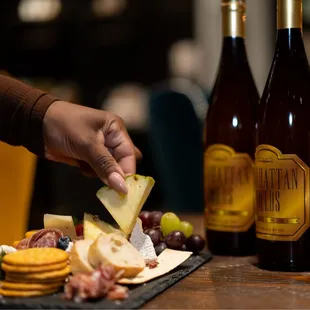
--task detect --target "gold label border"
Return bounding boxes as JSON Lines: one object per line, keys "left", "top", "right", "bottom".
{"left": 255, "top": 144, "right": 309, "bottom": 242}
{"left": 204, "top": 144, "right": 255, "bottom": 232}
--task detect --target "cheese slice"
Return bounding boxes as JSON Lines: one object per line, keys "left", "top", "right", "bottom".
{"left": 130, "top": 218, "right": 157, "bottom": 264}
{"left": 43, "top": 214, "right": 77, "bottom": 240}
{"left": 83, "top": 213, "right": 125, "bottom": 241}
{"left": 118, "top": 248, "right": 192, "bottom": 285}
{"left": 96, "top": 174, "right": 155, "bottom": 235}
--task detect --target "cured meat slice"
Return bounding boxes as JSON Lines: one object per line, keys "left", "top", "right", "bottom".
{"left": 29, "top": 229, "right": 63, "bottom": 248}
{"left": 15, "top": 238, "right": 30, "bottom": 250}
{"left": 15, "top": 229, "right": 64, "bottom": 250}
{"left": 64, "top": 264, "right": 128, "bottom": 302}
{"left": 107, "top": 284, "right": 129, "bottom": 300}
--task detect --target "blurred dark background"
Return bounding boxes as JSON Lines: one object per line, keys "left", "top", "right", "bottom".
{"left": 1, "top": 0, "right": 310, "bottom": 234}
{"left": 0, "top": 0, "right": 200, "bottom": 229}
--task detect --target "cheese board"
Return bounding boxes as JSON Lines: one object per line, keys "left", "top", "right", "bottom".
{"left": 0, "top": 251, "right": 211, "bottom": 309}
{"left": 0, "top": 174, "right": 211, "bottom": 309}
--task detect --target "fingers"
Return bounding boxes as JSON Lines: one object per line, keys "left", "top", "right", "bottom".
{"left": 108, "top": 144, "right": 142, "bottom": 176}
{"left": 78, "top": 161, "right": 98, "bottom": 178}
{"left": 83, "top": 143, "right": 128, "bottom": 194}
{"left": 117, "top": 154, "right": 137, "bottom": 176}
{"left": 107, "top": 172, "right": 128, "bottom": 194}
{"left": 45, "top": 153, "right": 80, "bottom": 168}
{"left": 134, "top": 146, "right": 143, "bottom": 162}
{"left": 104, "top": 126, "right": 142, "bottom": 176}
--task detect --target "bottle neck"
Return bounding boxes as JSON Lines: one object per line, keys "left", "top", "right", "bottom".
{"left": 275, "top": 0, "right": 308, "bottom": 65}
{"left": 222, "top": 0, "right": 245, "bottom": 38}
{"left": 276, "top": 28, "right": 306, "bottom": 55}
{"left": 219, "top": 37, "right": 248, "bottom": 68}
{"left": 219, "top": 0, "right": 248, "bottom": 69}
{"left": 277, "top": 0, "right": 302, "bottom": 30}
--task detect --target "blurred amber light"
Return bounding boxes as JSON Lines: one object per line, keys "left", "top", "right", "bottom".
{"left": 18, "top": 0, "right": 62, "bottom": 23}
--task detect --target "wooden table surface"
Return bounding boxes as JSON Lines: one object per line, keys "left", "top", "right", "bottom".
{"left": 142, "top": 214, "right": 310, "bottom": 309}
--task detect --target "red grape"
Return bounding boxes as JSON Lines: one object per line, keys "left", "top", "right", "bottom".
{"left": 186, "top": 235, "right": 205, "bottom": 252}
{"left": 148, "top": 211, "right": 163, "bottom": 227}
{"left": 165, "top": 231, "right": 186, "bottom": 250}
{"left": 75, "top": 223, "right": 83, "bottom": 237}
{"left": 144, "top": 228, "right": 161, "bottom": 246}
{"left": 155, "top": 242, "right": 167, "bottom": 256}
{"left": 139, "top": 211, "right": 151, "bottom": 229}
{"left": 180, "top": 244, "right": 187, "bottom": 251}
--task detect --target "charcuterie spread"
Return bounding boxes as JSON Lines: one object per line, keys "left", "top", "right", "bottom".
{"left": 0, "top": 174, "right": 206, "bottom": 304}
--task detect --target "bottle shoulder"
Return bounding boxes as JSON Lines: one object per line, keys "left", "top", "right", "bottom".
{"left": 208, "top": 79, "right": 259, "bottom": 115}
{"left": 260, "top": 68, "right": 310, "bottom": 107}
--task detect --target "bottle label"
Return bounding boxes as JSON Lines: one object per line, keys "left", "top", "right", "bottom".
{"left": 204, "top": 144, "right": 255, "bottom": 232}
{"left": 255, "top": 145, "right": 310, "bottom": 241}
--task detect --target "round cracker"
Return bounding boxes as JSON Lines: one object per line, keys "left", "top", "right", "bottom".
{"left": 1, "top": 261, "right": 68, "bottom": 273}
{"left": 0, "top": 287, "right": 59, "bottom": 297}
{"left": 5, "top": 266, "right": 71, "bottom": 281}
{"left": 3, "top": 248, "right": 68, "bottom": 266}
{"left": 5, "top": 276, "right": 67, "bottom": 284}
{"left": 0, "top": 280, "right": 63, "bottom": 291}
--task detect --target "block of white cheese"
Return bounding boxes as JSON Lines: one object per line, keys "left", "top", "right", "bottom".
{"left": 66, "top": 242, "right": 74, "bottom": 253}
{"left": 96, "top": 174, "right": 155, "bottom": 235}
{"left": 0, "top": 245, "right": 17, "bottom": 254}
{"left": 44, "top": 214, "right": 77, "bottom": 240}
{"left": 83, "top": 213, "right": 125, "bottom": 241}
{"left": 129, "top": 218, "right": 157, "bottom": 265}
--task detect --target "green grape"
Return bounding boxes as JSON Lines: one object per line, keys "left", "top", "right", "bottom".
{"left": 179, "top": 221, "right": 193, "bottom": 238}
{"left": 160, "top": 212, "right": 181, "bottom": 237}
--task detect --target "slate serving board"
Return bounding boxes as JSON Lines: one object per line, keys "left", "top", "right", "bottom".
{"left": 0, "top": 251, "right": 212, "bottom": 309}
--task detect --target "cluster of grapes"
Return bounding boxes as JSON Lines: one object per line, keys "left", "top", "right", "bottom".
{"left": 139, "top": 211, "right": 205, "bottom": 256}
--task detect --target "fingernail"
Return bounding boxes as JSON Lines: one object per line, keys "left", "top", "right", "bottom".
{"left": 108, "top": 172, "right": 128, "bottom": 194}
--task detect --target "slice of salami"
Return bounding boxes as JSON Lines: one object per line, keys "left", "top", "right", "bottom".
{"left": 32, "top": 232, "right": 58, "bottom": 248}
{"left": 27, "top": 229, "right": 49, "bottom": 247}
{"left": 29, "top": 229, "right": 63, "bottom": 248}
{"left": 15, "top": 238, "right": 30, "bottom": 250}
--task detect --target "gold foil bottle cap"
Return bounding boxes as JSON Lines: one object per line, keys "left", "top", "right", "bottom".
{"left": 277, "top": 0, "right": 302, "bottom": 29}
{"left": 221, "top": 0, "right": 246, "bottom": 11}
{"left": 221, "top": 0, "right": 245, "bottom": 4}
{"left": 221, "top": 0, "right": 246, "bottom": 38}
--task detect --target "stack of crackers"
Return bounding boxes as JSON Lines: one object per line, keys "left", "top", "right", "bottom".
{"left": 0, "top": 248, "right": 70, "bottom": 297}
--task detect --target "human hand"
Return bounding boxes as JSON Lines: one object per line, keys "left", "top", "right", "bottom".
{"left": 42, "top": 100, "right": 142, "bottom": 194}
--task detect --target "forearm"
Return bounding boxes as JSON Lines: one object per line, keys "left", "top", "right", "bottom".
{"left": 0, "top": 75, "right": 59, "bottom": 156}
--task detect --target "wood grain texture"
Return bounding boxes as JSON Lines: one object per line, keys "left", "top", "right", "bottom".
{"left": 142, "top": 214, "right": 310, "bottom": 309}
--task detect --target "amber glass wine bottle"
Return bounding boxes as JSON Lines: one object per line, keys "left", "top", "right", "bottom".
{"left": 204, "top": 0, "right": 259, "bottom": 256}
{"left": 256, "top": 0, "right": 310, "bottom": 271}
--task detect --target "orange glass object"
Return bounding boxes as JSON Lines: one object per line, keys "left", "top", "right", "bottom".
{"left": 0, "top": 142, "right": 37, "bottom": 245}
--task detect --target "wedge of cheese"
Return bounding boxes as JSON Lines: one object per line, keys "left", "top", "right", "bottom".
{"left": 69, "top": 239, "right": 94, "bottom": 275}
{"left": 83, "top": 213, "right": 125, "bottom": 241}
{"left": 44, "top": 214, "right": 77, "bottom": 240}
{"left": 96, "top": 174, "right": 155, "bottom": 235}
{"left": 130, "top": 218, "right": 157, "bottom": 265}
{"left": 88, "top": 233, "right": 145, "bottom": 278}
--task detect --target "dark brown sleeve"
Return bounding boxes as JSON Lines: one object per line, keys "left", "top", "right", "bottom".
{"left": 0, "top": 75, "right": 60, "bottom": 157}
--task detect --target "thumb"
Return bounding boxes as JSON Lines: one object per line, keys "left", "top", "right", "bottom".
{"left": 84, "top": 144, "right": 128, "bottom": 194}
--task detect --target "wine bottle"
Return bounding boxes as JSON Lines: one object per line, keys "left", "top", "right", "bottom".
{"left": 204, "top": 0, "right": 259, "bottom": 256}
{"left": 255, "top": 0, "right": 310, "bottom": 271}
